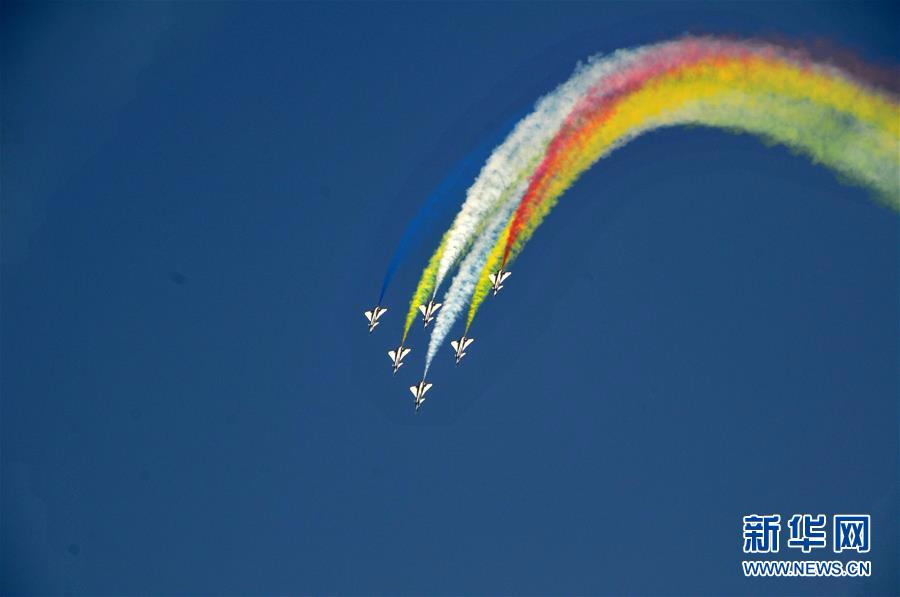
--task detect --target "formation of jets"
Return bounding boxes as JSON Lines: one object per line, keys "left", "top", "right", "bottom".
{"left": 363, "top": 267, "right": 510, "bottom": 410}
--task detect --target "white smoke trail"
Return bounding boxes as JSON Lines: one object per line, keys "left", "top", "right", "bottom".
{"left": 424, "top": 182, "right": 526, "bottom": 373}
{"left": 429, "top": 46, "right": 657, "bottom": 294}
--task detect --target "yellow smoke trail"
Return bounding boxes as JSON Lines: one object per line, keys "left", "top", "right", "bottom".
{"left": 401, "top": 236, "right": 447, "bottom": 343}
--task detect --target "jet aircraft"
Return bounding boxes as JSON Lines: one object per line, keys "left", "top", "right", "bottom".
{"left": 418, "top": 299, "right": 442, "bottom": 327}
{"left": 387, "top": 345, "right": 411, "bottom": 374}
{"left": 364, "top": 306, "right": 388, "bottom": 332}
{"left": 409, "top": 380, "right": 433, "bottom": 411}
{"left": 450, "top": 335, "right": 474, "bottom": 365}
{"left": 488, "top": 269, "right": 512, "bottom": 296}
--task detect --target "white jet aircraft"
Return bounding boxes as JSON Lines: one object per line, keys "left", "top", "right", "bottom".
{"left": 364, "top": 306, "right": 388, "bottom": 332}
{"left": 450, "top": 335, "right": 474, "bottom": 365}
{"left": 488, "top": 269, "right": 512, "bottom": 296}
{"left": 387, "top": 345, "right": 411, "bottom": 374}
{"left": 409, "top": 380, "right": 433, "bottom": 411}
{"left": 418, "top": 298, "right": 442, "bottom": 328}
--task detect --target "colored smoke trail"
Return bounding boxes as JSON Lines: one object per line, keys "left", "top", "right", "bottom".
{"left": 403, "top": 49, "right": 660, "bottom": 341}
{"left": 465, "top": 223, "right": 511, "bottom": 330}
{"left": 402, "top": 235, "right": 445, "bottom": 343}
{"left": 500, "top": 38, "right": 899, "bottom": 267}
{"left": 451, "top": 38, "right": 900, "bottom": 332}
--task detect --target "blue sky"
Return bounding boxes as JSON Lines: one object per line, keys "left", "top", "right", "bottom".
{"left": 2, "top": 2, "right": 897, "bottom": 594}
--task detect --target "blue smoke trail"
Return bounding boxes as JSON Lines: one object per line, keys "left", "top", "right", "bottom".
{"left": 377, "top": 116, "right": 520, "bottom": 303}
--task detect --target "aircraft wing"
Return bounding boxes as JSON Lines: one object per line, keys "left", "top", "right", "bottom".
{"left": 450, "top": 340, "right": 459, "bottom": 352}
{"left": 433, "top": 303, "right": 442, "bottom": 311}
{"left": 500, "top": 272, "right": 512, "bottom": 283}
{"left": 488, "top": 272, "right": 498, "bottom": 285}
{"left": 388, "top": 350, "right": 397, "bottom": 361}
{"left": 418, "top": 304, "right": 427, "bottom": 316}
{"left": 463, "top": 338, "right": 474, "bottom": 350}
{"left": 400, "top": 348, "right": 411, "bottom": 359}
{"left": 409, "top": 385, "right": 419, "bottom": 398}
{"left": 423, "top": 383, "right": 433, "bottom": 395}
{"left": 374, "top": 307, "right": 387, "bottom": 320}
{"left": 364, "top": 310, "right": 374, "bottom": 322}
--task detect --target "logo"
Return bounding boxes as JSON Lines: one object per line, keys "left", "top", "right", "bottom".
{"left": 741, "top": 513, "right": 872, "bottom": 578}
